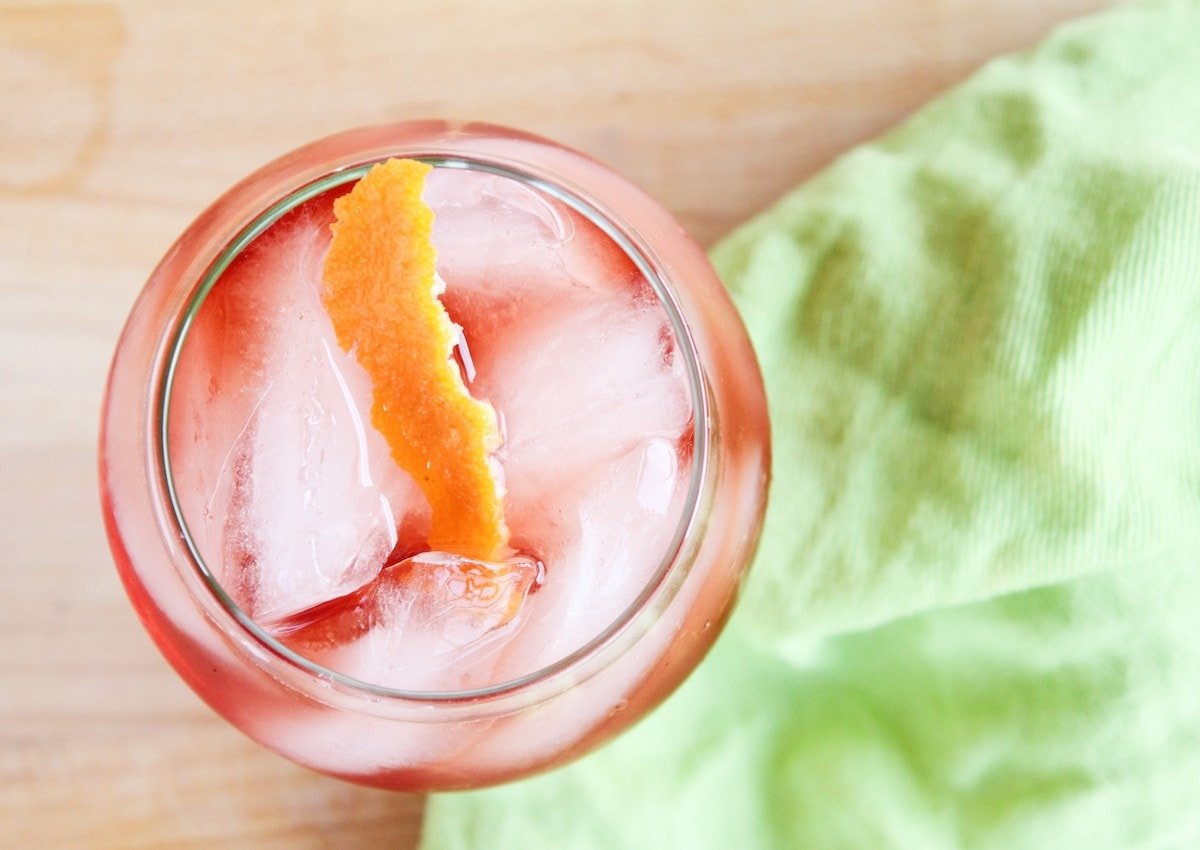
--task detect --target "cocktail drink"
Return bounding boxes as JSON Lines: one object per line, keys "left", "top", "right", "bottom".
{"left": 101, "top": 122, "right": 769, "bottom": 790}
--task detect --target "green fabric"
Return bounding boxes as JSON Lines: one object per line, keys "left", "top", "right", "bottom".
{"left": 422, "top": 1, "right": 1200, "bottom": 846}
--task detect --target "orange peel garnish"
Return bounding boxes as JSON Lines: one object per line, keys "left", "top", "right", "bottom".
{"left": 321, "top": 158, "right": 508, "bottom": 560}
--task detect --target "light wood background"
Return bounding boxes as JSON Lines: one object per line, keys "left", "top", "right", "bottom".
{"left": 1, "top": 1, "right": 1112, "bottom": 847}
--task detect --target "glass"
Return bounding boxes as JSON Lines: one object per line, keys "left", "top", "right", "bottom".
{"left": 100, "top": 121, "right": 770, "bottom": 790}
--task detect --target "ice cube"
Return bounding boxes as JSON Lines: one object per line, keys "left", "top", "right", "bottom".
{"left": 426, "top": 168, "right": 575, "bottom": 303}
{"left": 428, "top": 168, "right": 644, "bottom": 345}
{"left": 219, "top": 339, "right": 413, "bottom": 620}
{"left": 280, "top": 553, "right": 542, "bottom": 692}
{"left": 494, "top": 436, "right": 688, "bottom": 676}
{"left": 480, "top": 290, "right": 692, "bottom": 538}
{"left": 168, "top": 197, "right": 425, "bottom": 620}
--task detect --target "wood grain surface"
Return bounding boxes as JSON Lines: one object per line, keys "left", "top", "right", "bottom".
{"left": 1, "top": 1, "right": 1111, "bottom": 847}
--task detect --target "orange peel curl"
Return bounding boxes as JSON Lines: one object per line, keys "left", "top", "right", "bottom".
{"left": 322, "top": 158, "right": 508, "bottom": 560}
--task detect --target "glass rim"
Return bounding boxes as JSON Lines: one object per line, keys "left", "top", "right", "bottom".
{"left": 155, "top": 152, "right": 712, "bottom": 705}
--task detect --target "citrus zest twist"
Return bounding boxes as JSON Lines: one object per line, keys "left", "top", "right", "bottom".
{"left": 321, "top": 158, "right": 508, "bottom": 560}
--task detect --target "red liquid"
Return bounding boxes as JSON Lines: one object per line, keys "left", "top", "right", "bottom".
{"left": 169, "top": 168, "right": 695, "bottom": 694}
{"left": 101, "top": 122, "right": 769, "bottom": 789}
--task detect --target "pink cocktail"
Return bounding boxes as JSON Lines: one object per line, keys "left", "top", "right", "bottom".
{"left": 101, "top": 122, "right": 769, "bottom": 790}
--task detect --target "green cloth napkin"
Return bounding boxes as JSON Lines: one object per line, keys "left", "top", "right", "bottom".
{"left": 423, "top": 1, "right": 1200, "bottom": 846}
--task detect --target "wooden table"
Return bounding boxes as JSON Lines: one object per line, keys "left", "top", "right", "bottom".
{"left": 1, "top": 1, "right": 1112, "bottom": 846}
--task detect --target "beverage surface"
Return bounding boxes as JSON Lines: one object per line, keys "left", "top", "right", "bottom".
{"left": 167, "top": 163, "right": 695, "bottom": 692}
